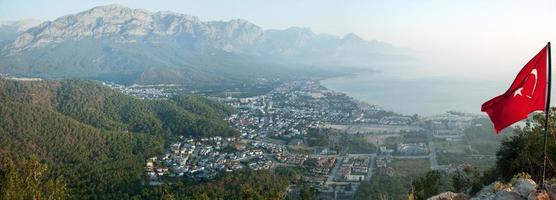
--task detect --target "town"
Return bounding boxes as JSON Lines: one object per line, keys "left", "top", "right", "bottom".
{"left": 107, "top": 79, "right": 491, "bottom": 198}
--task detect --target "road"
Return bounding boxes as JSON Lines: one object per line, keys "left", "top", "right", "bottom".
{"left": 428, "top": 132, "right": 439, "bottom": 170}
{"left": 392, "top": 155, "right": 430, "bottom": 159}
{"left": 365, "top": 155, "right": 375, "bottom": 181}
{"left": 326, "top": 153, "right": 376, "bottom": 185}
{"left": 327, "top": 156, "right": 344, "bottom": 183}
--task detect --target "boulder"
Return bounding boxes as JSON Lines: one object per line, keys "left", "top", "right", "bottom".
{"left": 471, "top": 183, "right": 498, "bottom": 200}
{"left": 493, "top": 191, "right": 525, "bottom": 200}
{"left": 428, "top": 192, "right": 470, "bottom": 200}
{"left": 527, "top": 190, "right": 550, "bottom": 200}
{"left": 514, "top": 178, "right": 537, "bottom": 197}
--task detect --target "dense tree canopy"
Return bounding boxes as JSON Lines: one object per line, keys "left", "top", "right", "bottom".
{"left": 137, "top": 170, "right": 295, "bottom": 200}
{"left": 404, "top": 108, "right": 556, "bottom": 198}
{"left": 496, "top": 108, "right": 556, "bottom": 182}
{"left": 0, "top": 78, "right": 238, "bottom": 137}
{"left": 0, "top": 78, "right": 240, "bottom": 199}
{"left": 0, "top": 156, "right": 67, "bottom": 200}
{"left": 355, "top": 176, "right": 411, "bottom": 200}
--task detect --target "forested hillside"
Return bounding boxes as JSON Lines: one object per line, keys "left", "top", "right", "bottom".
{"left": 137, "top": 169, "right": 298, "bottom": 200}
{"left": 0, "top": 78, "right": 237, "bottom": 137}
{"left": 0, "top": 78, "right": 238, "bottom": 198}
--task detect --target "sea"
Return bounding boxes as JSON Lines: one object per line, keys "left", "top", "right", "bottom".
{"left": 321, "top": 72, "right": 507, "bottom": 116}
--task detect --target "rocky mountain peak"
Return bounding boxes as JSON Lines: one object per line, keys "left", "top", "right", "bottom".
{"left": 343, "top": 32, "right": 363, "bottom": 41}
{"left": 5, "top": 4, "right": 268, "bottom": 53}
{"left": 277, "top": 27, "right": 316, "bottom": 41}
{"left": 0, "top": 19, "right": 43, "bottom": 32}
{"left": 154, "top": 10, "right": 199, "bottom": 22}
{"left": 91, "top": 3, "right": 129, "bottom": 11}
{"left": 10, "top": 5, "right": 155, "bottom": 50}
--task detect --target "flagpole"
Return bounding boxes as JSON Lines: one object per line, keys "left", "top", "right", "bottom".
{"left": 541, "top": 41, "right": 552, "bottom": 188}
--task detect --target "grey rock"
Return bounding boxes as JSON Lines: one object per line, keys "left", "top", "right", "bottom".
{"left": 428, "top": 192, "right": 470, "bottom": 200}
{"left": 514, "top": 178, "right": 537, "bottom": 197}
{"left": 493, "top": 191, "right": 525, "bottom": 200}
{"left": 471, "top": 183, "right": 497, "bottom": 200}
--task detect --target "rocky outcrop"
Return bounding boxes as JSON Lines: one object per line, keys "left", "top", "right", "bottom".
{"left": 428, "top": 192, "right": 470, "bottom": 200}
{"left": 471, "top": 183, "right": 498, "bottom": 200}
{"left": 432, "top": 178, "right": 556, "bottom": 200}
{"left": 493, "top": 191, "right": 523, "bottom": 200}
{"left": 514, "top": 178, "right": 537, "bottom": 198}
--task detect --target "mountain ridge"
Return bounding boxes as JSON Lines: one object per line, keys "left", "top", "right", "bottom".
{"left": 0, "top": 4, "right": 410, "bottom": 85}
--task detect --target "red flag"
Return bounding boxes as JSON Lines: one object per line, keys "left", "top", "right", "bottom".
{"left": 481, "top": 45, "right": 548, "bottom": 133}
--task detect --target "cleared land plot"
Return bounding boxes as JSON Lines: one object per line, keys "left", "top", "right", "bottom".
{"left": 347, "top": 124, "right": 422, "bottom": 134}
{"left": 322, "top": 124, "right": 350, "bottom": 131}
{"left": 391, "top": 159, "right": 430, "bottom": 177}
{"left": 432, "top": 140, "right": 472, "bottom": 154}
{"left": 365, "top": 134, "right": 402, "bottom": 146}
{"left": 436, "top": 152, "right": 496, "bottom": 170}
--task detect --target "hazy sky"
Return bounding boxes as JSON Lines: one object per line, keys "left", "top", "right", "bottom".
{"left": 1, "top": 0, "right": 556, "bottom": 82}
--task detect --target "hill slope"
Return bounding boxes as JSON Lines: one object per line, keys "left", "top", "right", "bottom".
{"left": 0, "top": 78, "right": 237, "bottom": 137}
{"left": 0, "top": 78, "right": 237, "bottom": 198}
{"left": 0, "top": 101, "right": 162, "bottom": 198}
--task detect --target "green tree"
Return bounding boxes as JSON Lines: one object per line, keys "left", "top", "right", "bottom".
{"left": 495, "top": 108, "right": 556, "bottom": 181}
{"left": 412, "top": 170, "right": 441, "bottom": 200}
{"left": 299, "top": 183, "right": 315, "bottom": 200}
{"left": 0, "top": 156, "right": 67, "bottom": 200}
{"left": 355, "top": 176, "right": 410, "bottom": 200}
{"left": 451, "top": 165, "right": 480, "bottom": 193}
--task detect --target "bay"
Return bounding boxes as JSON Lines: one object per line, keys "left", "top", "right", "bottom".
{"left": 321, "top": 73, "right": 506, "bottom": 116}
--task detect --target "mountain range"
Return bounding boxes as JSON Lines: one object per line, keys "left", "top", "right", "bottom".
{"left": 0, "top": 4, "right": 409, "bottom": 85}
{"left": 0, "top": 19, "right": 42, "bottom": 46}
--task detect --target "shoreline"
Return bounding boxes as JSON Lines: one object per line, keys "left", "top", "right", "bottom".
{"left": 318, "top": 74, "right": 487, "bottom": 117}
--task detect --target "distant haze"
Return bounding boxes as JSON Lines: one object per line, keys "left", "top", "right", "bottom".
{"left": 2, "top": 0, "right": 556, "bottom": 79}
{"left": 2, "top": 0, "right": 556, "bottom": 112}
{"left": 0, "top": 4, "right": 409, "bottom": 85}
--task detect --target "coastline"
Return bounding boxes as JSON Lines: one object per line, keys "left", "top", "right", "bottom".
{"left": 319, "top": 73, "right": 498, "bottom": 116}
